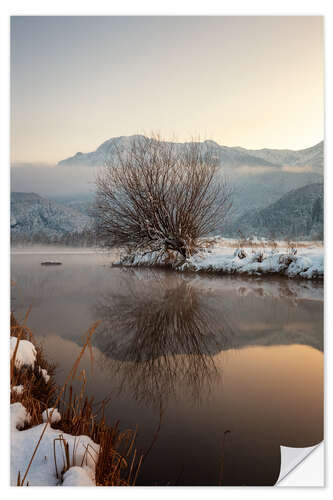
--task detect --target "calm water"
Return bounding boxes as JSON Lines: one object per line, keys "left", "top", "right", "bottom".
{"left": 11, "top": 249, "right": 324, "bottom": 486}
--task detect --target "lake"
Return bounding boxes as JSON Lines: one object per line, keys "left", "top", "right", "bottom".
{"left": 11, "top": 249, "right": 324, "bottom": 486}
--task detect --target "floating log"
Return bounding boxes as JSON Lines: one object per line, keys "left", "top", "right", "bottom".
{"left": 41, "top": 261, "right": 62, "bottom": 266}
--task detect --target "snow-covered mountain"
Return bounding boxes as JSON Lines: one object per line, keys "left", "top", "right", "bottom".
{"left": 238, "top": 142, "right": 324, "bottom": 171}
{"left": 11, "top": 192, "right": 92, "bottom": 239}
{"left": 58, "top": 135, "right": 324, "bottom": 172}
{"left": 225, "top": 183, "right": 323, "bottom": 239}
{"left": 230, "top": 168, "right": 322, "bottom": 218}
{"left": 12, "top": 138, "right": 324, "bottom": 244}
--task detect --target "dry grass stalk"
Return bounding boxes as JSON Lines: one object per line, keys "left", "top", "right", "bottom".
{"left": 11, "top": 313, "right": 142, "bottom": 486}
{"left": 17, "top": 321, "right": 100, "bottom": 485}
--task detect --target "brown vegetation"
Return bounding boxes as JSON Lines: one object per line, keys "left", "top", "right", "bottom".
{"left": 10, "top": 312, "right": 142, "bottom": 486}
{"left": 94, "top": 135, "right": 232, "bottom": 260}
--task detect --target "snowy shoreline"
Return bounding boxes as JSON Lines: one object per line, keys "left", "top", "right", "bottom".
{"left": 10, "top": 335, "right": 98, "bottom": 486}
{"left": 11, "top": 401, "right": 98, "bottom": 486}
{"left": 117, "top": 238, "right": 324, "bottom": 280}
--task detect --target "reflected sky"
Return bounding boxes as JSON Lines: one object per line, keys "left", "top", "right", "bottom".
{"left": 11, "top": 251, "right": 323, "bottom": 485}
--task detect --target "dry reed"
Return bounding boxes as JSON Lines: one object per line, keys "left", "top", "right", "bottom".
{"left": 10, "top": 312, "right": 142, "bottom": 486}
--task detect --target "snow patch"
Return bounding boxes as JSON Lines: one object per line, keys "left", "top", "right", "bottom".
{"left": 42, "top": 408, "right": 61, "bottom": 424}
{"left": 12, "top": 385, "right": 24, "bottom": 395}
{"left": 11, "top": 402, "right": 99, "bottom": 486}
{"left": 39, "top": 366, "right": 50, "bottom": 383}
{"left": 11, "top": 402, "right": 31, "bottom": 430}
{"left": 119, "top": 239, "right": 323, "bottom": 280}
{"left": 62, "top": 466, "right": 95, "bottom": 486}
{"left": 10, "top": 337, "right": 37, "bottom": 368}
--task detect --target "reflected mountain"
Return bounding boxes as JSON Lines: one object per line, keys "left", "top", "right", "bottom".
{"left": 11, "top": 254, "right": 324, "bottom": 485}
{"left": 94, "top": 272, "right": 235, "bottom": 359}
{"left": 93, "top": 273, "right": 233, "bottom": 406}
{"left": 93, "top": 270, "right": 323, "bottom": 359}
{"left": 93, "top": 270, "right": 323, "bottom": 407}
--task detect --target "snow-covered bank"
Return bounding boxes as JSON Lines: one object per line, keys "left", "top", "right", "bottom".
{"left": 118, "top": 239, "right": 324, "bottom": 280}
{"left": 10, "top": 335, "right": 99, "bottom": 486}
{"left": 11, "top": 403, "right": 98, "bottom": 486}
{"left": 10, "top": 325, "right": 140, "bottom": 486}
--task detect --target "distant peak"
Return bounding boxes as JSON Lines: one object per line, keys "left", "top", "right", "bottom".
{"left": 204, "top": 140, "right": 220, "bottom": 147}
{"left": 57, "top": 135, "right": 324, "bottom": 168}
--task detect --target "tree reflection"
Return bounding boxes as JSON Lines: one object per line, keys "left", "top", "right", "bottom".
{"left": 94, "top": 271, "right": 233, "bottom": 408}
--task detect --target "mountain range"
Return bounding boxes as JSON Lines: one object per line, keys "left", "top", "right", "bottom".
{"left": 11, "top": 136, "right": 324, "bottom": 243}
{"left": 57, "top": 136, "right": 323, "bottom": 220}
{"left": 224, "top": 183, "right": 323, "bottom": 240}
{"left": 58, "top": 135, "right": 324, "bottom": 172}
{"left": 11, "top": 192, "right": 92, "bottom": 241}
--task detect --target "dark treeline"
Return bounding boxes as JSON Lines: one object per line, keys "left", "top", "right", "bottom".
{"left": 11, "top": 229, "right": 97, "bottom": 247}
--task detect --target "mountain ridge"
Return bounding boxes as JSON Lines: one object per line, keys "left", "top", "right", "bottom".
{"left": 58, "top": 136, "right": 324, "bottom": 171}
{"left": 225, "top": 182, "right": 323, "bottom": 240}
{"left": 11, "top": 192, "right": 92, "bottom": 240}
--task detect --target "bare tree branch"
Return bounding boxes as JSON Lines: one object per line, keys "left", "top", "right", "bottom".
{"left": 93, "top": 134, "right": 232, "bottom": 259}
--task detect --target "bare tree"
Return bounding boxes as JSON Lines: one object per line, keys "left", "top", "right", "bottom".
{"left": 93, "top": 271, "right": 232, "bottom": 407}
{"left": 94, "top": 135, "right": 232, "bottom": 259}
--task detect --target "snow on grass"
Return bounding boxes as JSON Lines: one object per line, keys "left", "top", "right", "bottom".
{"left": 11, "top": 402, "right": 99, "bottom": 486}
{"left": 12, "top": 385, "right": 24, "bottom": 395}
{"left": 11, "top": 402, "right": 31, "bottom": 430}
{"left": 10, "top": 333, "right": 100, "bottom": 486}
{"left": 118, "top": 238, "right": 323, "bottom": 280}
{"left": 181, "top": 247, "right": 323, "bottom": 279}
{"left": 10, "top": 337, "right": 37, "bottom": 368}
{"left": 186, "top": 255, "right": 322, "bottom": 279}
{"left": 42, "top": 408, "right": 61, "bottom": 424}
{"left": 39, "top": 366, "right": 50, "bottom": 383}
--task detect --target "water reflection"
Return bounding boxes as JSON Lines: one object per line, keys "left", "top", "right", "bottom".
{"left": 94, "top": 272, "right": 234, "bottom": 407}
{"left": 93, "top": 269, "right": 323, "bottom": 409}
{"left": 11, "top": 253, "right": 323, "bottom": 485}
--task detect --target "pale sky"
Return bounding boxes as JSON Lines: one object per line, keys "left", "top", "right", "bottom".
{"left": 11, "top": 16, "right": 323, "bottom": 163}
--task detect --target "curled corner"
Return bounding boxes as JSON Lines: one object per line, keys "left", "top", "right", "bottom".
{"left": 276, "top": 442, "right": 323, "bottom": 484}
